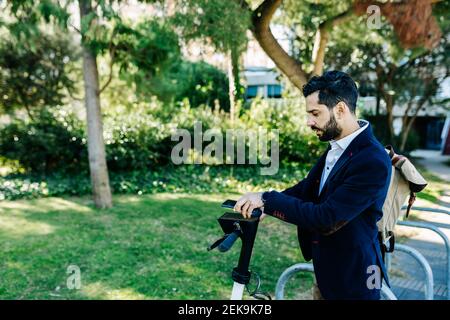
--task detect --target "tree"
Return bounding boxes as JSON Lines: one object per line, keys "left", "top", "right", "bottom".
{"left": 78, "top": 0, "right": 112, "bottom": 208}
{"left": 326, "top": 0, "right": 450, "bottom": 151}
{"left": 5, "top": 0, "right": 176, "bottom": 208}
{"left": 234, "top": 0, "right": 443, "bottom": 89}
{"left": 173, "top": 0, "right": 250, "bottom": 122}
{"left": 0, "top": 30, "right": 78, "bottom": 119}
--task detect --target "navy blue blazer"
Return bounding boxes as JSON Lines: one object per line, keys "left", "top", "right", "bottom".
{"left": 263, "top": 123, "right": 392, "bottom": 300}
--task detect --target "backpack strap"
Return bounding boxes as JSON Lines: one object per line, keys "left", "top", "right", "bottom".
{"left": 385, "top": 145, "right": 395, "bottom": 159}
{"left": 405, "top": 192, "right": 416, "bottom": 218}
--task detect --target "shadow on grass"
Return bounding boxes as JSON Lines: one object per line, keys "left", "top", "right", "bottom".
{"left": 0, "top": 193, "right": 310, "bottom": 300}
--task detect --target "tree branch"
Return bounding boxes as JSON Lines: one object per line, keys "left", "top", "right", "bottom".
{"left": 251, "top": 0, "right": 307, "bottom": 89}
{"left": 70, "top": 22, "right": 82, "bottom": 34}
{"left": 403, "top": 85, "right": 418, "bottom": 126}
{"left": 67, "top": 88, "right": 83, "bottom": 101}
{"left": 312, "top": 9, "right": 353, "bottom": 76}
{"left": 99, "top": 45, "right": 115, "bottom": 94}
{"left": 99, "top": 27, "right": 118, "bottom": 94}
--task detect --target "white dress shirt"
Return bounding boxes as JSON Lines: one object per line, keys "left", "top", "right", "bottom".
{"left": 318, "top": 119, "right": 369, "bottom": 195}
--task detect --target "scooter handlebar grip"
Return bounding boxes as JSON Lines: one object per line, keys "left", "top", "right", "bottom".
{"left": 251, "top": 208, "right": 262, "bottom": 218}
{"left": 218, "top": 231, "right": 240, "bottom": 252}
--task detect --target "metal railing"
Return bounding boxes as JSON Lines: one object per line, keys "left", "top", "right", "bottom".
{"left": 396, "top": 219, "right": 450, "bottom": 299}
{"left": 391, "top": 244, "right": 434, "bottom": 300}
{"left": 402, "top": 206, "right": 450, "bottom": 216}
{"left": 274, "top": 263, "right": 397, "bottom": 300}
{"left": 273, "top": 206, "right": 450, "bottom": 300}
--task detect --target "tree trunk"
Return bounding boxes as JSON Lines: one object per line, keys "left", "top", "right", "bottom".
{"left": 312, "top": 27, "right": 329, "bottom": 76}
{"left": 228, "top": 50, "right": 236, "bottom": 124}
{"left": 399, "top": 97, "right": 428, "bottom": 152}
{"left": 231, "top": 47, "right": 242, "bottom": 101}
{"left": 251, "top": 0, "right": 308, "bottom": 90}
{"left": 399, "top": 119, "right": 411, "bottom": 152}
{"left": 385, "top": 94, "right": 395, "bottom": 144}
{"left": 376, "top": 77, "right": 381, "bottom": 117}
{"left": 79, "top": 0, "right": 112, "bottom": 209}
{"left": 311, "top": 10, "right": 353, "bottom": 76}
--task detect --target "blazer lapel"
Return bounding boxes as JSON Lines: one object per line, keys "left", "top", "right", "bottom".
{"left": 319, "top": 123, "right": 373, "bottom": 196}
{"left": 306, "top": 146, "right": 329, "bottom": 199}
{"left": 320, "top": 147, "right": 353, "bottom": 194}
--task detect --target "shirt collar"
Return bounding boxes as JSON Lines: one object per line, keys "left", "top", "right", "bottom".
{"left": 330, "top": 119, "right": 369, "bottom": 151}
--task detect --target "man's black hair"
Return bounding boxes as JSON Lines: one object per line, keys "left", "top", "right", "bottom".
{"left": 302, "top": 70, "right": 358, "bottom": 113}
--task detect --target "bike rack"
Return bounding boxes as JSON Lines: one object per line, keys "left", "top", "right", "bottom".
{"left": 402, "top": 206, "right": 450, "bottom": 216}
{"left": 396, "top": 220, "right": 450, "bottom": 300}
{"left": 274, "top": 263, "right": 397, "bottom": 300}
{"left": 392, "top": 244, "right": 434, "bottom": 300}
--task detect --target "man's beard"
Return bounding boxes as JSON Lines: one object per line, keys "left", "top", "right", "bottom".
{"left": 312, "top": 113, "right": 342, "bottom": 142}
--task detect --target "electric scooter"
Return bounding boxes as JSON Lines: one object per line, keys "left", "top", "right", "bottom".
{"left": 208, "top": 200, "right": 271, "bottom": 300}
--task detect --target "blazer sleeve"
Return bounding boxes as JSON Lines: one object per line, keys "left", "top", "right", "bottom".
{"left": 263, "top": 157, "right": 391, "bottom": 234}
{"left": 280, "top": 174, "right": 309, "bottom": 198}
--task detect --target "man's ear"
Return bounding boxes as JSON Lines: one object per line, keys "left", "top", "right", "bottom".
{"left": 334, "top": 101, "right": 347, "bottom": 119}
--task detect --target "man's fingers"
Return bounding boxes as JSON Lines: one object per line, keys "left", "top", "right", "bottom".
{"left": 241, "top": 201, "right": 251, "bottom": 218}
{"left": 234, "top": 197, "right": 247, "bottom": 212}
{"left": 247, "top": 204, "right": 256, "bottom": 219}
{"left": 233, "top": 193, "right": 262, "bottom": 218}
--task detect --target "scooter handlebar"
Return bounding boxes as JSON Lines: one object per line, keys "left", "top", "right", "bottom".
{"left": 218, "top": 230, "right": 241, "bottom": 252}
{"left": 221, "top": 200, "right": 263, "bottom": 219}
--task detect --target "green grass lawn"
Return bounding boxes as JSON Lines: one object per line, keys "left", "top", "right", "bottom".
{"left": 0, "top": 193, "right": 311, "bottom": 300}
{"left": 414, "top": 164, "right": 449, "bottom": 205}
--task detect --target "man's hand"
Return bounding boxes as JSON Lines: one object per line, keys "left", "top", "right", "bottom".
{"left": 234, "top": 192, "right": 264, "bottom": 219}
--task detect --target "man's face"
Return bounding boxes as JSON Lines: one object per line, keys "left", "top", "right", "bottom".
{"left": 305, "top": 91, "right": 342, "bottom": 142}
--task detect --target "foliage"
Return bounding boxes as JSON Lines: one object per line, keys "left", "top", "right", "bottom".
{"left": 173, "top": 0, "right": 250, "bottom": 55}
{"left": 280, "top": 0, "right": 354, "bottom": 72}
{"left": 0, "top": 108, "right": 87, "bottom": 174}
{"left": 242, "top": 97, "right": 326, "bottom": 165}
{"left": 163, "top": 60, "right": 230, "bottom": 110}
{"left": 0, "top": 163, "right": 311, "bottom": 201}
{"left": 102, "top": 104, "right": 173, "bottom": 172}
{"left": 1, "top": 97, "right": 325, "bottom": 177}
{"left": 0, "top": 30, "right": 79, "bottom": 116}
{"left": 114, "top": 19, "right": 182, "bottom": 101}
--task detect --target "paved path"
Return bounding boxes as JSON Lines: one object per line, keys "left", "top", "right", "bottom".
{"left": 387, "top": 149, "right": 450, "bottom": 300}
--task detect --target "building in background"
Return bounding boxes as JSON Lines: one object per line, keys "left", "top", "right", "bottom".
{"left": 358, "top": 95, "right": 449, "bottom": 151}
{"left": 241, "top": 26, "right": 290, "bottom": 100}
{"left": 243, "top": 67, "right": 283, "bottom": 99}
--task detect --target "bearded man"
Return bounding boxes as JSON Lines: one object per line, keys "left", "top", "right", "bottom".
{"left": 234, "top": 71, "right": 392, "bottom": 300}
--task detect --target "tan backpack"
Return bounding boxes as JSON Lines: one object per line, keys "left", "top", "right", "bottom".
{"left": 377, "top": 145, "right": 428, "bottom": 255}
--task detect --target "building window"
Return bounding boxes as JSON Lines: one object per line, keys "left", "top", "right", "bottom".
{"left": 267, "top": 84, "right": 282, "bottom": 98}
{"left": 246, "top": 85, "right": 261, "bottom": 98}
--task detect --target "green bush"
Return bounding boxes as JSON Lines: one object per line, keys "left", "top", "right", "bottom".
{"left": 241, "top": 97, "right": 326, "bottom": 165}
{"left": 127, "top": 56, "right": 230, "bottom": 110}
{"left": 172, "top": 61, "right": 230, "bottom": 110}
{"left": 0, "top": 98, "right": 325, "bottom": 176}
{"left": 0, "top": 108, "right": 87, "bottom": 174}
{"left": 103, "top": 107, "right": 173, "bottom": 171}
{"left": 0, "top": 97, "right": 327, "bottom": 201}
{"left": 0, "top": 164, "right": 310, "bottom": 201}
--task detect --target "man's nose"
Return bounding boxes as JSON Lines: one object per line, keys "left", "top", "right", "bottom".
{"left": 307, "top": 118, "right": 316, "bottom": 127}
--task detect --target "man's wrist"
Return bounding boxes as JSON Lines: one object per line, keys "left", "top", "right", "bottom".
{"left": 261, "top": 191, "right": 269, "bottom": 205}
